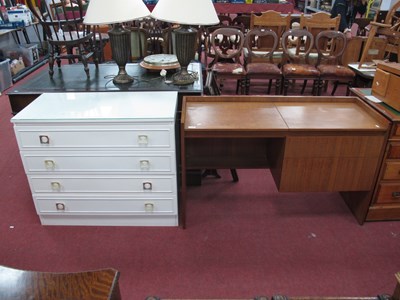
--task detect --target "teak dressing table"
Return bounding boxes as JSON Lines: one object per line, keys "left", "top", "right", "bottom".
{"left": 180, "top": 96, "right": 390, "bottom": 228}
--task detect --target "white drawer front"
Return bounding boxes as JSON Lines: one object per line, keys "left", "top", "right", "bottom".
{"left": 34, "top": 196, "right": 177, "bottom": 214}
{"left": 28, "top": 175, "right": 177, "bottom": 194}
{"left": 21, "top": 151, "right": 176, "bottom": 173}
{"left": 14, "top": 124, "right": 175, "bottom": 150}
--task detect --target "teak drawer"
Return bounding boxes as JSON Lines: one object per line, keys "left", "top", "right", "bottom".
{"left": 387, "top": 143, "right": 400, "bottom": 159}
{"left": 382, "top": 162, "right": 400, "bottom": 180}
{"left": 375, "top": 183, "right": 400, "bottom": 204}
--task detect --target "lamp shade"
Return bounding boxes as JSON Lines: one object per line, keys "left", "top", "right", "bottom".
{"left": 84, "top": 0, "right": 151, "bottom": 25}
{"left": 151, "top": 0, "right": 219, "bottom": 25}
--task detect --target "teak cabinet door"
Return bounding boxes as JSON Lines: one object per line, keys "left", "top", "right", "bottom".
{"left": 276, "top": 135, "right": 385, "bottom": 192}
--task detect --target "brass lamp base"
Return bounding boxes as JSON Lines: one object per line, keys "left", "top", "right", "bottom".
{"left": 113, "top": 68, "right": 134, "bottom": 85}
{"left": 172, "top": 68, "right": 197, "bottom": 85}
{"left": 109, "top": 23, "right": 133, "bottom": 85}
{"left": 173, "top": 25, "right": 198, "bottom": 85}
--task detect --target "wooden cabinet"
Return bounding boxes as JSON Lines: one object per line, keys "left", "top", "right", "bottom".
{"left": 351, "top": 84, "right": 400, "bottom": 221}
{"left": 11, "top": 91, "right": 179, "bottom": 226}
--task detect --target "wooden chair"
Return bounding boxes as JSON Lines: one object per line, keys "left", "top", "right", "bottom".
{"left": 26, "top": 0, "right": 99, "bottom": 78}
{"left": 203, "top": 25, "right": 242, "bottom": 68}
{"left": 315, "top": 30, "right": 356, "bottom": 95}
{"left": 127, "top": 26, "right": 148, "bottom": 62}
{"left": 210, "top": 27, "right": 246, "bottom": 94}
{"left": 281, "top": 29, "right": 320, "bottom": 95}
{"left": 135, "top": 17, "right": 170, "bottom": 55}
{"left": 0, "top": 265, "right": 121, "bottom": 300}
{"left": 250, "top": 10, "right": 291, "bottom": 37}
{"left": 244, "top": 28, "right": 282, "bottom": 95}
{"left": 232, "top": 14, "right": 251, "bottom": 33}
{"left": 299, "top": 12, "right": 340, "bottom": 64}
{"left": 218, "top": 14, "right": 233, "bottom": 26}
{"left": 249, "top": 10, "right": 291, "bottom": 65}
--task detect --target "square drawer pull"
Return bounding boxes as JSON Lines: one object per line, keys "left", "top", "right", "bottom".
{"left": 55, "top": 202, "right": 65, "bottom": 211}
{"left": 51, "top": 182, "right": 61, "bottom": 191}
{"left": 39, "top": 135, "right": 50, "bottom": 144}
{"left": 44, "top": 160, "right": 55, "bottom": 169}
{"left": 143, "top": 182, "right": 152, "bottom": 190}
{"left": 392, "top": 192, "right": 400, "bottom": 198}
{"left": 144, "top": 203, "right": 154, "bottom": 212}
{"left": 138, "top": 135, "right": 148, "bottom": 145}
{"left": 140, "top": 160, "right": 150, "bottom": 170}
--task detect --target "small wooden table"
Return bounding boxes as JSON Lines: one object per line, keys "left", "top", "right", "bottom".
{"left": 0, "top": 265, "right": 121, "bottom": 300}
{"left": 180, "top": 95, "right": 390, "bottom": 228}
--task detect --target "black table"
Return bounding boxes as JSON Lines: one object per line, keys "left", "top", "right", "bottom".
{"left": 7, "top": 62, "right": 203, "bottom": 115}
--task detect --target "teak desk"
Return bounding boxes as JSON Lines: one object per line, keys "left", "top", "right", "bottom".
{"left": 180, "top": 96, "right": 390, "bottom": 228}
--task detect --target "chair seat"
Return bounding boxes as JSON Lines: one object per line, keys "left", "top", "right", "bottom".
{"left": 282, "top": 64, "right": 320, "bottom": 77}
{"left": 317, "top": 65, "right": 356, "bottom": 79}
{"left": 246, "top": 63, "right": 281, "bottom": 75}
{"left": 212, "top": 63, "right": 246, "bottom": 76}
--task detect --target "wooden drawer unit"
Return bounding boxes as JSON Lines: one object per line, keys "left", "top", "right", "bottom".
{"left": 375, "top": 183, "right": 400, "bottom": 204}
{"left": 350, "top": 72, "right": 400, "bottom": 221}
{"left": 11, "top": 92, "right": 179, "bottom": 226}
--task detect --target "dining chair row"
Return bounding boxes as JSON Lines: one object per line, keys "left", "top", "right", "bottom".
{"left": 207, "top": 27, "right": 355, "bottom": 96}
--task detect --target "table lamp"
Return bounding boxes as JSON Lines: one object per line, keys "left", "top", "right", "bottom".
{"left": 151, "top": 0, "right": 219, "bottom": 85}
{"left": 84, "top": 0, "right": 150, "bottom": 85}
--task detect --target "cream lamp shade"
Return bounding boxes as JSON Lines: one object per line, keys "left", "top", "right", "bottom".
{"left": 151, "top": 0, "right": 219, "bottom": 25}
{"left": 84, "top": 0, "right": 150, "bottom": 25}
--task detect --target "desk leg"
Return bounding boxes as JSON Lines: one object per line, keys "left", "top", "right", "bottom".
{"left": 180, "top": 125, "right": 187, "bottom": 229}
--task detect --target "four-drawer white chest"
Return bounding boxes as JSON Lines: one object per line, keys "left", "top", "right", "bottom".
{"left": 11, "top": 91, "right": 179, "bottom": 226}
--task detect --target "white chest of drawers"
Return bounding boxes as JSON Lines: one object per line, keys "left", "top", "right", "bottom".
{"left": 11, "top": 91, "right": 179, "bottom": 226}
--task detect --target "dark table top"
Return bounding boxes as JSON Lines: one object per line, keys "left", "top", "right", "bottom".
{"left": 7, "top": 62, "right": 203, "bottom": 114}
{"left": 8, "top": 62, "right": 203, "bottom": 95}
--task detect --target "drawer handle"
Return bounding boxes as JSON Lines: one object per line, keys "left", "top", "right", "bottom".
{"left": 39, "top": 135, "right": 50, "bottom": 144}
{"left": 144, "top": 203, "right": 154, "bottom": 212}
{"left": 55, "top": 202, "right": 65, "bottom": 211}
{"left": 140, "top": 160, "right": 150, "bottom": 170}
{"left": 138, "top": 135, "right": 148, "bottom": 146}
{"left": 143, "top": 182, "right": 152, "bottom": 190}
{"left": 44, "top": 160, "right": 55, "bottom": 169}
{"left": 51, "top": 181, "right": 61, "bottom": 191}
{"left": 392, "top": 192, "right": 400, "bottom": 198}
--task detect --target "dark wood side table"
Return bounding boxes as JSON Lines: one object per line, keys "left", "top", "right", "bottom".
{"left": 7, "top": 62, "right": 203, "bottom": 115}
{"left": 0, "top": 265, "right": 121, "bottom": 300}
{"left": 350, "top": 87, "right": 400, "bottom": 221}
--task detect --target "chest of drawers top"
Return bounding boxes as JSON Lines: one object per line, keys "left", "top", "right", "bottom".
{"left": 11, "top": 91, "right": 178, "bottom": 124}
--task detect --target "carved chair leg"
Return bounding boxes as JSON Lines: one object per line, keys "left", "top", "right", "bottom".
{"left": 267, "top": 79, "right": 272, "bottom": 94}
{"left": 331, "top": 80, "right": 339, "bottom": 96}
{"left": 283, "top": 79, "right": 289, "bottom": 95}
{"left": 301, "top": 79, "right": 307, "bottom": 94}
{"left": 230, "top": 169, "right": 239, "bottom": 182}
{"left": 312, "top": 80, "right": 319, "bottom": 96}
{"left": 275, "top": 78, "right": 282, "bottom": 95}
